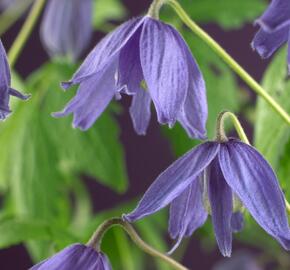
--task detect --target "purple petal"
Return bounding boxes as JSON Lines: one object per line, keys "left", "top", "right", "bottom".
{"left": 168, "top": 179, "right": 208, "bottom": 254}
{"left": 140, "top": 17, "right": 188, "bottom": 126}
{"left": 231, "top": 212, "right": 244, "bottom": 233}
{"left": 53, "top": 59, "right": 118, "bottom": 130}
{"left": 255, "top": 0, "right": 290, "bottom": 32}
{"left": 63, "top": 17, "right": 145, "bottom": 88}
{"left": 9, "top": 88, "right": 30, "bottom": 100}
{"left": 40, "top": 0, "right": 92, "bottom": 61}
{"left": 118, "top": 27, "right": 143, "bottom": 94}
{"left": 124, "top": 142, "right": 219, "bottom": 222}
{"left": 0, "top": 40, "right": 11, "bottom": 87}
{"left": 219, "top": 140, "right": 290, "bottom": 250}
{"left": 129, "top": 89, "right": 151, "bottom": 135}
{"left": 177, "top": 39, "right": 207, "bottom": 139}
{"left": 30, "top": 244, "right": 110, "bottom": 270}
{"left": 251, "top": 27, "right": 289, "bottom": 59}
{"left": 208, "top": 158, "right": 233, "bottom": 257}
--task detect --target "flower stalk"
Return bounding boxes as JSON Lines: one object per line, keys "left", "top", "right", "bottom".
{"left": 8, "top": 0, "right": 46, "bottom": 68}
{"left": 148, "top": 0, "right": 167, "bottom": 19}
{"left": 167, "top": 0, "right": 290, "bottom": 125}
{"left": 87, "top": 217, "right": 188, "bottom": 270}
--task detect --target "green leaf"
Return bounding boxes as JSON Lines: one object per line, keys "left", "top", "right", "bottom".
{"left": 254, "top": 48, "right": 290, "bottom": 167}
{"left": 175, "top": 0, "right": 267, "bottom": 29}
{"left": 92, "top": 0, "right": 127, "bottom": 29}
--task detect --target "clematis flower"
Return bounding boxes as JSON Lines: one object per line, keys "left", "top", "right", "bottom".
{"left": 54, "top": 16, "right": 207, "bottom": 139}
{"left": 0, "top": 40, "right": 29, "bottom": 120}
{"left": 40, "top": 0, "right": 92, "bottom": 61}
{"left": 30, "top": 244, "right": 112, "bottom": 270}
{"left": 252, "top": 0, "right": 290, "bottom": 71}
{"left": 124, "top": 139, "right": 290, "bottom": 256}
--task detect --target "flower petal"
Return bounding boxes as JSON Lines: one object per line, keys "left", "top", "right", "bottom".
{"left": 255, "top": 0, "right": 290, "bottom": 32}
{"left": 208, "top": 158, "right": 233, "bottom": 257}
{"left": 251, "top": 27, "right": 289, "bottom": 59}
{"left": 219, "top": 140, "right": 290, "bottom": 249}
{"left": 176, "top": 36, "right": 207, "bottom": 139}
{"left": 129, "top": 89, "right": 151, "bottom": 135}
{"left": 118, "top": 27, "right": 143, "bottom": 94}
{"left": 231, "top": 212, "right": 244, "bottom": 233}
{"left": 140, "top": 18, "right": 188, "bottom": 126}
{"left": 124, "top": 142, "right": 219, "bottom": 222}
{"left": 0, "top": 40, "right": 10, "bottom": 87}
{"left": 168, "top": 179, "right": 207, "bottom": 254}
{"left": 53, "top": 59, "right": 118, "bottom": 130}
{"left": 63, "top": 17, "right": 145, "bottom": 88}
{"left": 40, "top": 0, "right": 92, "bottom": 60}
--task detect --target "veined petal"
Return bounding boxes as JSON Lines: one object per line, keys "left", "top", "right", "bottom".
{"left": 124, "top": 142, "right": 219, "bottom": 222}
{"left": 251, "top": 27, "right": 289, "bottom": 59}
{"left": 177, "top": 38, "right": 207, "bottom": 139}
{"left": 53, "top": 59, "right": 118, "bottom": 130}
{"left": 255, "top": 0, "right": 290, "bottom": 32}
{"left": 231, "top": 212, "right": 244, "bottom": 233}
{"left": 97, "top": 253, "right": 112, "bottom": 270}
{"left": 118, "top": 27, "right": 143, "bottom": 94}
{"left": 140, "top": 17, "right": 188, "bottom": 126}
{"left": 40, "top": 0, "right": 92, "bottom": 60}
{"left": 0, "top": 40, "right": 11, "bottom": 87}
{"left": 168, "top": 179, "right": 207, "bottom": 254}
{"left": 129, "top": 89, "right": 151, "bottom": 135}
{"left": 219, "top": 140, "right": 290, "bottom": 249}
{"left": 208, "top": 158, "right": 233, "bottom": 257}
{"left": 63, "top": 17, "right": 145, "bottom": 89}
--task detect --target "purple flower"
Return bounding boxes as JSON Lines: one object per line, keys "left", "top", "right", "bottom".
{"left": 124, "top": 139, "right": 290, "bottom": 256}
{"left": 0, "top": 40, "right": 29, "bottom": 120}
{"left": 40, "top": 0, "right": 92, "bottom": 61}
{"left": 30, "top": 244, "right": 112, "bottom": 270}
{"left": 54, "top": 16, "right": 207, "bottom": 139}
{"left": 252, "top": 0, "right": 290, "bottom": 71}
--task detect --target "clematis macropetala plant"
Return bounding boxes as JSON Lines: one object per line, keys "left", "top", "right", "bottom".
{"left": 252, "top": 0, "right": 290, "bottom": 71}
{"left": 124, "top": 138, "right": 290, "bottom": 257}
{"left": 0, "top": 40, "right": 29, "bottom": 120}
{"left": 40, "top": 0, "right": 92, "bottom": 61}
{"left": 54, "top": 15, "right": 208, "bottom": 139}
{"left": 30, "top": 244, "right": 112, "bottom": 270}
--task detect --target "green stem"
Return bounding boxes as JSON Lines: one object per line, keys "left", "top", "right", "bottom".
{"left": 8, "top": 0, "right": 46, "bottom": 68}
{"left": 216, "top": 111, "right": 250, "bottom": 144}
{"left": 168, "top": 0, "right": 290, "bottom": 125}
{"left": 87, "top": 217, "right": 188, "bottom": 270}
{"left": 148, "top": 0, "right": 167, "bottom": 19}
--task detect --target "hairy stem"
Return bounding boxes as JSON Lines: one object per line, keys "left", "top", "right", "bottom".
{"left": 148, "top": 0, "right": 167, "bottom": 19}
{"left": 216, "top": 111, "right": 250, "bottom": 144}
{"left": 8, "top": 0, "right": 46, "bottom": 68}
{"left": 168, "top": 0, "right": 290, "bottom": 125}
{"left": 87, "top": 217, "right": 188, "bottom": 270}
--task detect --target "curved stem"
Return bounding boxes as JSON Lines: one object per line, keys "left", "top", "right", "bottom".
{"left": 87, "top": 217, "right": 188, "bottom": 270}
{"left": 8, "top": 0, "right": 46, "bottom": 68}
{"left": 167, "top": 0, "right": 290, "bottom": 125}
{"left": 148, "top": 0, "right": 167, "bottom": 19}
{"left": 216, "top": 111, "right": 250, "bottom": 144}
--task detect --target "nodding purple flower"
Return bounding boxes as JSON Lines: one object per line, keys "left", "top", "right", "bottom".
{"left": 40, "top": 0, "right": 92, "bottom": 61}
{"left": 30, "top": 244, "right": 112, "bottom": 270}
{"left": 0, "top": 40, "right": 29, "bottom": 120}
{"left": 252, "top": 0, "right": 290, "bottom": 71}
{"left": 124, "top": 139, "right": 290, "bottom": 257}
{"left": 53, "top": 16, "right": 207, "bottom": 139}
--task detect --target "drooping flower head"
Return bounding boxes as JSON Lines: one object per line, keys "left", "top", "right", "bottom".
{"left": 252, "top": 0, "right": 290, "bottom": 71}
{"left": 54, "top": 15, "right": 208, "bottom": 139}
{"left": 0, "top": 40, "right": 29, "bottom": 120}
{"left": 40, "top": 0, "right": 92, "bottom": 61}
{"left": 124, "top": 138, "right": 290, "bottom": 256}
{"left": 30, "top": 244, "right": 112, "bottom": 270}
